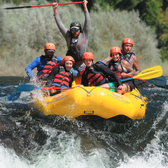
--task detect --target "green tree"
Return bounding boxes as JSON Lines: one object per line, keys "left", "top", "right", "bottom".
{"left": 92, "top": 0, "right": 168, "bottom": 61}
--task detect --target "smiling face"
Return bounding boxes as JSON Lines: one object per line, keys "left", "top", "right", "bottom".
{"left": 111, "top": 53, "right": 120, "bottom": 62}
{"left": 65, "top": 60, "right": 73, "bottom": 71}
{"left": 123, "top": 44, "right": 132, "bottom": 54}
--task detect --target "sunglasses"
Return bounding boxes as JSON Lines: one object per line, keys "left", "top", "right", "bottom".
{"left": 71, "top": 28, "right": 80, "bottom": 31}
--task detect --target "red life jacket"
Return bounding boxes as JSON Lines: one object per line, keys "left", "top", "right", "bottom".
{"left": 87, "top": 66, "right": 106, "bottom": 86}
{"left": 52, "top": 66, "right": 72, "bottom": 88}
{"left": 42, "top": 57, "right": 58, "bottom": 75}
{"left": 37, "top": 56, "right": 60, "bottom": 81}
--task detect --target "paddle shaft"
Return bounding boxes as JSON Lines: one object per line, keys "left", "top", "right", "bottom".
{"left": 4, "top": 1, "right": 83, "bottom": 10}
{"left": 37, "top": 62, "right": 61, "bottom": 80}
{"left": 41, "top": 87, "right": 69, "bottom": 90}
{"left": 125, "top": 74, "right": 147, "bottom": 82}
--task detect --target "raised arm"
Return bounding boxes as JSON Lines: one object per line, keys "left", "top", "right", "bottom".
{"left": 53, "top": 2, "right": 68, "bottom": 37}
{"left": 82, "top": 0, "right": 90, "bottom": 34}
{"left": 83, "top": 0, "right": 88, "bottom": 11}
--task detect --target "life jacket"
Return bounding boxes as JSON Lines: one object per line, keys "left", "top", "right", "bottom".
{"left": 86, "top": 65, "right": 106, "bottom": 86}
{"left": 52, "top": 66, "right": 72, "bottom": 88}
{"left": 120, "top": 51, "right": 136, "bottom": 63}
{"left": 108, "top": 60, "right": 126, "bottom": 78}
{"left": 38, "top": 56, "right": 59, "bottom": 80}
{"left": 66, "top": 38, "right": 83, "bottom": 62}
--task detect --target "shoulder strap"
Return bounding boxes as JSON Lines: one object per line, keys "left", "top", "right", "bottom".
{"left": 38, "top": 55, "right": 45, "bottom": 67}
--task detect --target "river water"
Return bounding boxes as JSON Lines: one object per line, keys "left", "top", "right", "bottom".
{"left": 0, "top": 77, "right": 168, "bottom": 168}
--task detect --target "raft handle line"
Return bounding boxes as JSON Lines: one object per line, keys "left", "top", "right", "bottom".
{"left": 79, "top": 87, "right": 96, "bottom": 95}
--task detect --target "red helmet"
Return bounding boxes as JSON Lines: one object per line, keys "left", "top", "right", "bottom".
{"left": 110, "top": 47, "right": 121, "bottom": 55}
{"left": 122, "top": 38, "right": 133, "bottom": 47}
{"left": 44, "top": 43, "right": 56, "bottom": 52}
{"left": 82, "top": 52, "right": 94, "bottom": 61}
{"left": 62, "top": 56, "right": 75, "bottom": 65}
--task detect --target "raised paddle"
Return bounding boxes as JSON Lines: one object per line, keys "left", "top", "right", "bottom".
{"left": 4, "top": 1, "right": 83, "bottom": 10}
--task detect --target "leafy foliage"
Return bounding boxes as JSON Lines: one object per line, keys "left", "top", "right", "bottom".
{"left": 90, "top": 0, "right": 168, "bottom": 61}
{"left": 0, "top": 1, "right": 162, "bottom": 75}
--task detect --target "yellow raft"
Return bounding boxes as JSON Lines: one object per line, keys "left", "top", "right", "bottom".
{"left": 30, "top": 86, "right": 147, "bottom": 121}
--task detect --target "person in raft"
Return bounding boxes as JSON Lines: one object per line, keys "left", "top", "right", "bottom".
{"left": 46, "top": 56, "right": 74, "bottom": 95}
{"left": 100, "top": 47, "right": 136, "bottom": 94}
{"left": 52, "top": 0, "right": 90, "bottom": 77}
{"left": 25, "top": 43, "right": 62, "bottom": 83}
{"left": 81, "top": 52, "right": 125, "bottom": 93}
{"left": 120, "top": 38, "right": 141, "bottom": 75}
{"left": 101, "top": 38, "right": 141, "bottom": 75}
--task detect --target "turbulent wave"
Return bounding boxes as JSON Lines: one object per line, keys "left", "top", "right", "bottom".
{"left": 0, "top": 77, "right": 168, "bottom": 168}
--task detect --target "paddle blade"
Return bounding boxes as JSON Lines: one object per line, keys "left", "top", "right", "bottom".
{"left": 17, "top": 84, "right": 40, "bottom": 92}
{"left": 147, "top": 75, "right": 167, "bottom": 87}
{"left": 134, "top": 66, "right": 163, "bottom": 80}
{"left": 0, "top": 92, "right": 21, "bottom": 101}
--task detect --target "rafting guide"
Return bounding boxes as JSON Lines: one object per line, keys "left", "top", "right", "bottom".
{"left": 52, "top": 0, "right": 90, "bottom": 77}
{"left": 25, "top": 43, "right": 62, "bottom": 83}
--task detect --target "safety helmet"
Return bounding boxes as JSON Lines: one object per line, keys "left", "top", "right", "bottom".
{"left": 70, "top": 21, "right": 81, "bottom": 29}
{"left": 62, "top": 56, "right": 75, "bottom": 65}
{"left": 122, "top": 38, "right": 133, "bottom": 47}
{"left": 110, "top": 47, "right": 121, "bottom": 55}
{"left": 70, "top": 21, "right": 82, "bottom": 31}
{"left": 44, "top": 43, "right": 56, "bottom": 52}
{"left": 82, "top": 52, "right": 94, "bottom": 61}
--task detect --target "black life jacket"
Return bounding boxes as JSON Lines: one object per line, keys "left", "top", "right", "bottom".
{"left": 52, "top": 66, "right": 72, "bottom": 88}
{"left": 38, "top": 56, "right": 59, "bottom": 80}
{"left": 108, "top": 60, "right": 124, "bottom": 78}
{"left": 66, "top": 38, "right": 83, "bottom": 62}
{"left": 86, "top": 65, "right": 106, "bottom": 86}
{"left": 120, "top": 51, "right": 135, "bottom": 63}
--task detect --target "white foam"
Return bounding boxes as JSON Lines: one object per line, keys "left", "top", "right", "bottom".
{"left": 0, "top": 145, "right": 32, "bottom": 168}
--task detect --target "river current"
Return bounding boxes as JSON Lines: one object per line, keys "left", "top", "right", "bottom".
{"left": 0, "top": 77, "right": 168, "bottom": 168}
